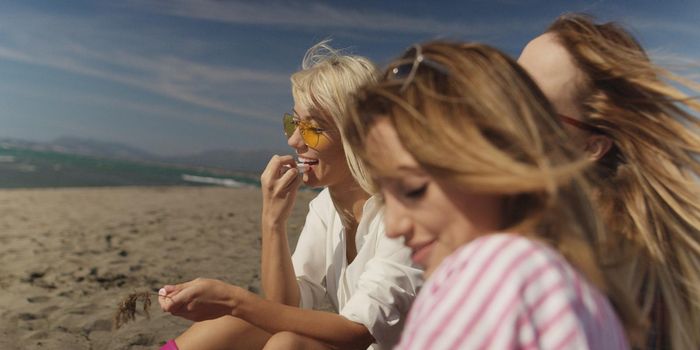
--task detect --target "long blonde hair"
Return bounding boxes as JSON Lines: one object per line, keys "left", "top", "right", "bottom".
{"left": 290, "top": 40, "right": 378, "bottom": 192}
{"left": 343, "top": 41, "right": 645, "bottom": 343}
{"left": 547, "top": 14, "right": 700, "bottom": 349}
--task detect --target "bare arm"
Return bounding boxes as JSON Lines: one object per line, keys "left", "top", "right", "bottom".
{"left": 236, "top": 287, "right": 374, "bottom": 349}
{"left": 260, "top": 220, "right": 300, "bottom": 306}
{"left": 160, "top": 278, "right": 373, "bottom": 349}
{"left": 259, "top": 155, "right": 302, "bottom": 306}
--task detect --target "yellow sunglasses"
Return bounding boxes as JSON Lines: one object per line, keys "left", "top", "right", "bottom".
{"left": 283, "top": 112, "right": 330, "bottom": 149}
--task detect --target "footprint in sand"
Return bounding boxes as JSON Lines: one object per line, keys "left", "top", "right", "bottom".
{"left": 26, "top": 296, "right": 50, "bottom": 303}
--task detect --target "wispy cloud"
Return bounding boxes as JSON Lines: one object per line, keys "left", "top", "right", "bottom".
{"left": 128, "top": 0, "right": 534, "bottom": 37}
{"left": 0, "top": 9, "right": 290, "bottom": 122}
{"left": 622, "top": 16, "right": 700, "bottom": 40}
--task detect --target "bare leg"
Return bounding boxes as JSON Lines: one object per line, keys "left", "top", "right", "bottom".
{"left": 175, "top": 315, "right": 272, "bottom": 350}
{"left": 263, "top": 331, "right": 334, "bottom": 350}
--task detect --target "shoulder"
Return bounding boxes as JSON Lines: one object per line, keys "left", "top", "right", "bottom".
{"left": 402, "top": 234, "right": 627, "bottom": 349}
{"left": 424, "top": 234, "right": 579, "bottom": 305}
{"left": 438, "top": 234, "right": 561, "bottom": 279}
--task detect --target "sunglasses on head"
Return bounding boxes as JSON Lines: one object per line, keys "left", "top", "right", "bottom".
{"left": 283, "top": 112, "right": 330, "bottom": 149}
{"left": 387, "top": 44, "right": 601, "bottom": 136}
{"left": 385, "top": 44, "right": 451, "bottom": 92}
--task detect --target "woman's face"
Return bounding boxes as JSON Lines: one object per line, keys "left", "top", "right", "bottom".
{"left": 518, "top": 33, "right": 588, "bottom": 139}
{"left": 518, "top": 33, "right": 613, "bottom": 161}
{"left": 365, "top": 118, "right": 503, "bottom": 277}
{"left": 287, "top": 104, "right": 351, "bottom": 188}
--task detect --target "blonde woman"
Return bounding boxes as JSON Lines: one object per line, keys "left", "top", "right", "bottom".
{"left": 157, "top": 41, "right": 422, "bottom": 350}
{"left": 518, "top": 13, "right": 700, "bottom": 349}
{"left": 343, "top": 41, "right": 644, "bottom": 349}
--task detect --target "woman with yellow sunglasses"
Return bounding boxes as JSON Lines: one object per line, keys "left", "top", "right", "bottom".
{"left": 157, "top": 40, "right": 422, "bottom": 350}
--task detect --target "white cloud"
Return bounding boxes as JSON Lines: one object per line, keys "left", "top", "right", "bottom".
{"left": 0, "top": 9, "right": 290, "bottom": 122}
{"left": 622, "top": 16, "right": 700, "bottom": 40}
{"left": 128, "top": 0, "right": 532, "bottom": 37}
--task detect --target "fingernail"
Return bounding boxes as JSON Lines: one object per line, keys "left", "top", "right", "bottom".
{"left": 159, "top": 288, "right": 166, "bottom": 296}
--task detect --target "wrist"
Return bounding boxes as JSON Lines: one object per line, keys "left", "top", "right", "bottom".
{"left": 229, "top": 285, "right": 255, "bottom": 318}
{"left": 261, "top": 216, "right": 287, "bottom": 233}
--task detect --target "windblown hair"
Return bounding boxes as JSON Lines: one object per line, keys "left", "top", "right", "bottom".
{"left": 343, "top": 41, "right": 645, "bottom": 343}
{"left": 290, "top": 40, "right": 378, "bottom": 192}
{"left": 547, "top": 13, "right": 700, "bottom": 349}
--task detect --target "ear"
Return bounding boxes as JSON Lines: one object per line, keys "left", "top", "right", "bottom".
{"left": 584, "top": 134, "right": 613, "bottom": 161}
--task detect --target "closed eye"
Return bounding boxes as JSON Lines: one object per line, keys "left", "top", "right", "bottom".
{"left": 309, "top": 127, "right": 325, "bottom": 134}
{"left": 404, "top": 184, "right": 427, "bottom": 199}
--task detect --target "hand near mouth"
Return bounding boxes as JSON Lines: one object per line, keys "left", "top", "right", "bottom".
{"left": 260, "top": 154, "right": 303, "bottom": 229}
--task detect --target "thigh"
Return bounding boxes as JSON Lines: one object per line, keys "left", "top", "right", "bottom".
{"left": 263, "top": 331, "right": 334, "bottom": 350}
{"left": 175, "top": 315, "right": 272, "bottom": 350}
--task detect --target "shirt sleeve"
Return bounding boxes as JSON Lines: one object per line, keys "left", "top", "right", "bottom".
{"left": 396, "top": 234, "right": 628, "bottom": 350}
{"left": 339, "top": 229, "right": 423, "bottom": 349}
{"left": 291, "top": 192, "right": 330, "bottom": 310}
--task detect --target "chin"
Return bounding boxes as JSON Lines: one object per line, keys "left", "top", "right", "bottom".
{"left": 302, "top": 173, "right": 325, "bottom": 188}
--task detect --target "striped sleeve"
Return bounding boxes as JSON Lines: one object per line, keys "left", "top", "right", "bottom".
{"left": 395, "top": 234, "right": 629, "bottom": 350}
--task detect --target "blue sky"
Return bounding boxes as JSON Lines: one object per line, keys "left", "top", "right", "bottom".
{"left": 0, "top": 0, "right": 698, "bottom": 156}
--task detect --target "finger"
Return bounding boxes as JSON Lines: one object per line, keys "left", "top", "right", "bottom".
{"left": 276, "top": 167, "right": 301, "bottom": 192}
{"left": 283, "top": 168, "right": 302, "bottom": 192}
{"left": 159, "top": 283, "right": 189, "bottom": 311}
{"left": 262, "top": 155, "right": 296, "bottom": 181}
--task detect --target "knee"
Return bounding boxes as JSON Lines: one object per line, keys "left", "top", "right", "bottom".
{"left": 263, "top": 331, "right": 305, "bottom": 350}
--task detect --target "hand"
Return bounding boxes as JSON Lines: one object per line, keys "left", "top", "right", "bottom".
{"left": 158, "top": 278, "right": 245, "bottom": 322}
{"left": 260, "top": 155, "right": 302, "bottom": 228}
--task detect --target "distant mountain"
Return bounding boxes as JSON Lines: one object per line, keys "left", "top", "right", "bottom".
{"left": 50, "top": 137, "right": 155, "bottom": 161}
{"left": 0, "top": 137, "right": 279, "bottom": 174}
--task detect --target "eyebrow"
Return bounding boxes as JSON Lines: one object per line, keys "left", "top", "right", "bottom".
{"left": 371, "top": 164, "right": 427, "bottom": 180}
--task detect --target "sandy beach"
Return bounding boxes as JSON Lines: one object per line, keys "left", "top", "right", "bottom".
{"left": 0, "top": 186, "right": 316, "bottom": 349}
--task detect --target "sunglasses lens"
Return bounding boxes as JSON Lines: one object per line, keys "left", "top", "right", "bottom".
{"left": 283, "top": 113, "right": 296, "bottom": 138}
{"left": 302, "top": 131, "right": 318, "bottom": 148}
{"left": 390, "top": 63, "right": 414, "bottom": 80}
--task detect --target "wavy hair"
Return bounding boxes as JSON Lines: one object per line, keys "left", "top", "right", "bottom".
{"left": 546, "top": 13, "right": 700, "bottom": 349}
{"left": 343, "top": 41, "right": 645, "bottom": 343}
{"left": 290, "top": 39, "right": 378, "bottom": 193}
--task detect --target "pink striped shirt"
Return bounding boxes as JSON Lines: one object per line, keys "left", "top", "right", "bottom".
{"left": 395, "top": 234, "right": 628, "bottom": 350}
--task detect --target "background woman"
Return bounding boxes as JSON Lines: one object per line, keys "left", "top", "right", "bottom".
{"left": 158, "top": 41, "right": 422, "bottom": 350}
{"left": 518, "top": 14, "right": 700, "bottom": 349}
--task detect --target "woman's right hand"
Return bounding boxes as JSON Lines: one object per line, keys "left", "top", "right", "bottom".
{"left": 260, "top": 155, "right": 302, "bottom": 230}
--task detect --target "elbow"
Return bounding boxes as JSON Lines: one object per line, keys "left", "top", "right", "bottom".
{"left": 333, "top": 324, "right": 374, "bottom": 350}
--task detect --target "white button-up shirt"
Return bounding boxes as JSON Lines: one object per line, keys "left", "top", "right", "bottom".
{"left": 292, "top": 188, "right": 423, "bottom": 349}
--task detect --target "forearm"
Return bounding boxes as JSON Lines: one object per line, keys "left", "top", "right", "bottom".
{"left": 235, "top": 290, "right": 373, "bottom": 349}
{"left": 260, "top": 221, "right": 300, "bottom": 306}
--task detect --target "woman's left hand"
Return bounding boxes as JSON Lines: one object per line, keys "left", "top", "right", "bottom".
{"left": 158, "top": 278, "right": 246, "bottom": 322}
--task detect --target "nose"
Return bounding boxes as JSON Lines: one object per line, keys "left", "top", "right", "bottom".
{"left": 287, "top": 127, "right": 307, "bottom": 152}
{"left": 383, "top": 195, "right": 413, "bottom": 241}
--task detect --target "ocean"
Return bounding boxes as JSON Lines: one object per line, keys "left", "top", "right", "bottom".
{"left": 0, "top": 147, "right": 259, "bottom": 189}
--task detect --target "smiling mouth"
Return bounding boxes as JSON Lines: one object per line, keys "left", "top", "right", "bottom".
{"left": 297, "top": 157, "right": 319, "bottom": 165}
{"left": 410, "top": 239, "right": 436, "bottom": 267}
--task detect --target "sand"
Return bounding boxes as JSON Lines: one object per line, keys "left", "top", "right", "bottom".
{"left": 0, "top": 186, "right": 316, "bottom": 349}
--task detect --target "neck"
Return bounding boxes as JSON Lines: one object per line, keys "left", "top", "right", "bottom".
{"left": 328, "top": 176, "right": 370, "bottom": 232}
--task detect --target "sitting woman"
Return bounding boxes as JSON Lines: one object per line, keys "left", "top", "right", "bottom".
{"left": 158, "top": 41, "right": 422, "bottom": 350}
{"left": 518, "top": 14, "right": 700, "bottom": 349}
{"left": 343, "top": 41, "right": 645, "bottom": 349}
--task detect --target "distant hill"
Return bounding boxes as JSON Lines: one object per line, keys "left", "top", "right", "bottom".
{"left": 50, "top": 137, "right": 154, "bottom": 161}
{"left": 0, "top": 137, "right": 279, "bottom": 174}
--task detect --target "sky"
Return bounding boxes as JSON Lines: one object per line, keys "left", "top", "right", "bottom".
{"left": 0, "top": 0, "right": 698, "bottom": 156}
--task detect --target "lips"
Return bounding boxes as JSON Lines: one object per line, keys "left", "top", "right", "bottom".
{"left": 409, "top": 239, "right": 436, "bottom": 267}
